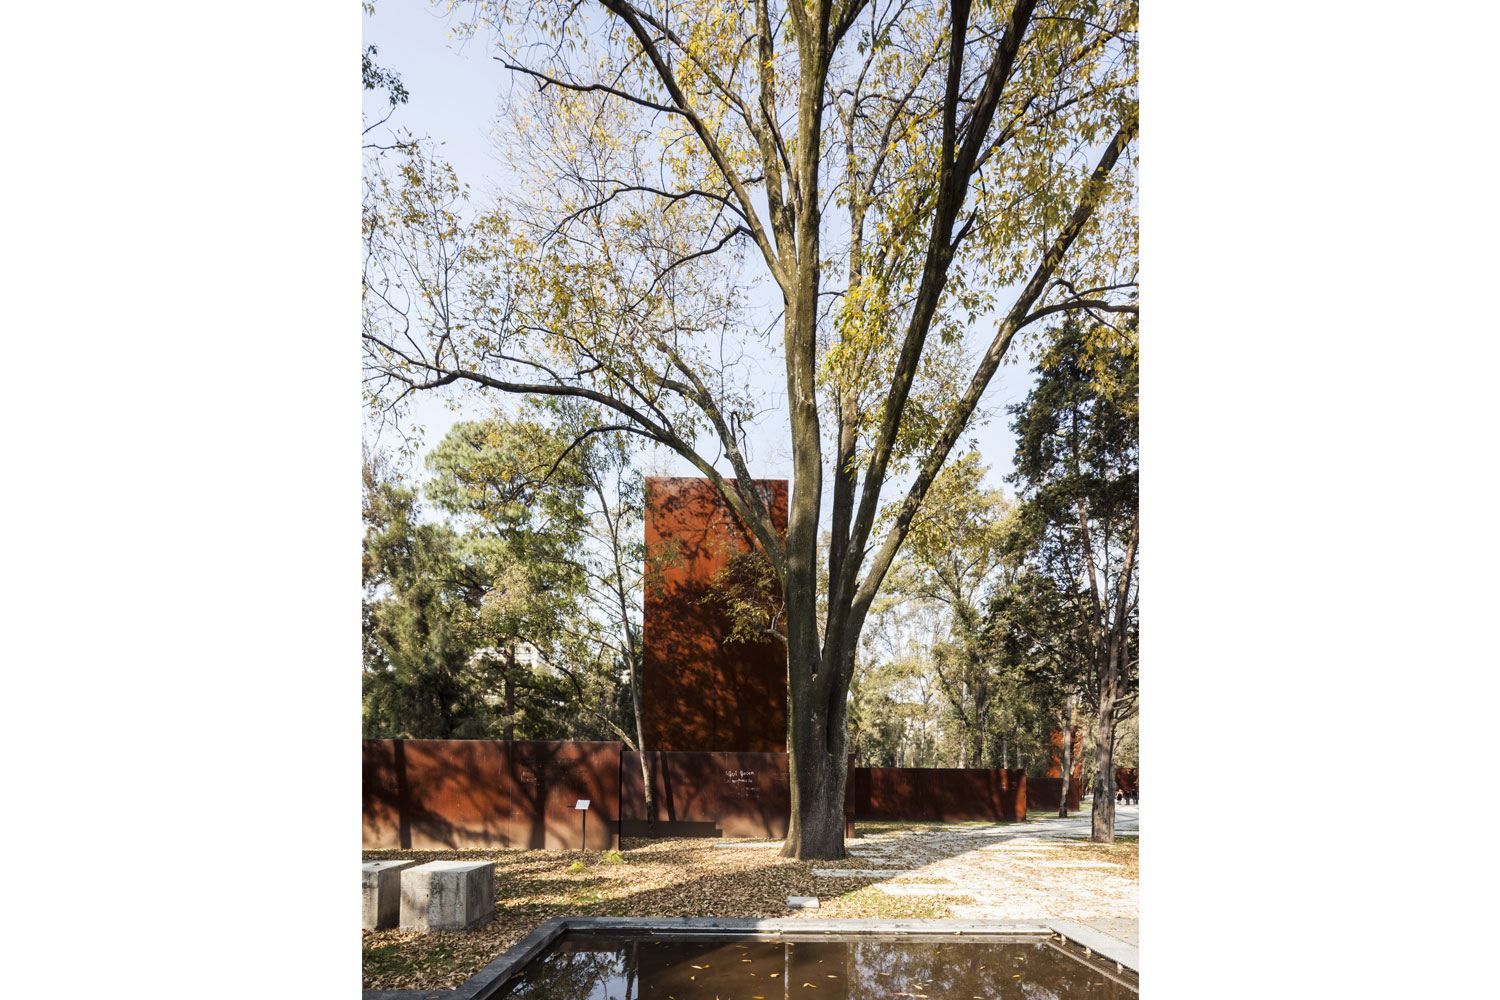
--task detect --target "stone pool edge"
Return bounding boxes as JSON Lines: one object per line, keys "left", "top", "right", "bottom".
{"left": 364, "top": 916, "right": 1138, "bottom": 1000}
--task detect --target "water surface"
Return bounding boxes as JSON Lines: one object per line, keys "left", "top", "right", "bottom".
{"left": 498, "top": 934, "right": 1136, "bottom": 999}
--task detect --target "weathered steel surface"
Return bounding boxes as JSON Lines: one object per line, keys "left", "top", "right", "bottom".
{"left": 852, "top": 767, "right": 1027, "bottom": 823}
{"left": 1114, "top": 767, "right": 1138, "bottom": 797}
{"left": 1046, "top": 728, "right": 1087, "bottom": 780}
{"left": 1025, "top": 777, "right": 1083, "bottom": 813}
{"left": 620, "top": 751, "right": 856, "bottom": 839}
{"left": 362, "top": 739, "right": 621, "bottom": 851}
{"left": 641, "top": 477, "right": 789, "bottom": 753}
{"left": 363, "top": 738, "right": 512, "bottom": 850}
{"left": 507, "top": 741, "right": 623, "bottom": 850}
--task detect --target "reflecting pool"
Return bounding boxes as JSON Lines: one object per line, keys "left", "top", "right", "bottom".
{"left": 497, "top": 933, "right": 1136, "bottom": 998}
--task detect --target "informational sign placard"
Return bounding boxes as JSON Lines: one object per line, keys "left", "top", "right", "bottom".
{"left": 574, "top": 799, "right": 590, "bottom": 810}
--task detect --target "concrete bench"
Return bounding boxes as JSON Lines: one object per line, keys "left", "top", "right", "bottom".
{"left": 362, "top": 860, "right": 417, "bottom": 931}
{"left": 400, "top": 861, "right": 495, "bottom": 933}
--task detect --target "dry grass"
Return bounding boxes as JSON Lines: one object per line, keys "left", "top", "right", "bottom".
{"left": 362, "top": 827, "right": 1139, "bottom": 990}
{"left": 1053, "top": 836, "right": 1140, "bottom": 880}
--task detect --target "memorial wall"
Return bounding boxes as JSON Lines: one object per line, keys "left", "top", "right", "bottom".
{"left": 362, "top": 739, "right": 621, "bottom": 851}
{"left": 620, "top": 750, "right": 857, "bottom": 839}
{"left": 641, "top": 477, "right": 789, "bottom": 753}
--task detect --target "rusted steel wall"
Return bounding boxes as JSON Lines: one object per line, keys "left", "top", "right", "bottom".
{"left": 1026, "top": 777, "right": 1083, "bottom": 813}
{"left": 1046, "top": 728, "right": 1087, "bottom": 780}
{"left": 642, "top": 477, "right": 789, "bottom": 753}
{"left": 362, "top": 739, "right": 621, "bottom": 851}
{"left": 1115, "top": 767, "right": 1139, "bottom": 797}
{"left": 852, "top": 767, "right": 1027, "bottom": 823}
{"left": 620, "top": 751, "right": 856, "bottom": 839}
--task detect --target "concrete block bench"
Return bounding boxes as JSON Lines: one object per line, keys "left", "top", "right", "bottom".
{"left": 400, "top": 861, "right": 495, "bottom": 933}
{"left": 362, "top": 860, "right": 417, "bottom": 931}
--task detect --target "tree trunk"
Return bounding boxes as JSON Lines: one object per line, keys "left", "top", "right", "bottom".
{"left": 1091, "top": 686, "right": 1118, "bottom": 843}
{"left": 602, "top": 477, "right": 655, "bottom": 838}
{"left": 780, "top": 613, "right": 849, "bottom": 860}
{"left": 1058, "top": 695, "right": 1076, "bottom": 818}
{"left": 502, "top": 645, "right": 516, "bottom": 742}
{"left": 969, "top": 679, "right": 985, "bottom": 768}
{"left": 781, "top": 733, "right": 846, "bottom": 860}
{"left": 625, "top": 638, "right": 655, "bottom": 838}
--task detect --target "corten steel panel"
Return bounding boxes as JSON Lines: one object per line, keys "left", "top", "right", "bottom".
{"left": 1114, "top": 767, "right": 1138, "bottom": 797}
{"left": 1046, "top": 728, "right": 1087, "bottom": 780}
{"left": 642, "top": 478, "right": 789, "bottom": 753}
{"left": 362, "top": 739, "right": 512, "bottom": 850}
{"left": 1026, "top": 777, "right": 1083, "bottom": 813}
{"left": 852, "top": 767, "right": 1026, "bottom": 822}
{"left": 507, "top": 741, "right": 622, "bottom": 851}
{"left": 363, "top": 739, "right": 399, "bottom": 846}
{"left": 361, "top": 739, "right": 621, "bottom": 851}
{"left": 619, "top": 751, "right": 856, "bottom": 839}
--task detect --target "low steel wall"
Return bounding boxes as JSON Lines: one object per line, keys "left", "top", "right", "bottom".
{"left": 1025, "top": 777, "right": 1083, "bottom": 813}
{"left": 362, "top": 739, "right": 621, "bottom": 851}
{"left": 852, "top": 767, "right": 1027, "bottom": 822}
{"left": 363, "top": 742, "right": 1079, "bottom": 851}
{"left": 620, "top": 751, "right": 855, "bottom": 839}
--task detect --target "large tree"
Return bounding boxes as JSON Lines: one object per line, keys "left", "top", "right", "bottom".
{"left": 1006, "top": 317, "right": 1138, "bottom": 841}
{"left": 423, "top": 417, "right": 593, "bottom": 738}
{"left": 364, "top": 435, "right": 613, "bottom": 743}
{"left": 364, "top": 0, "right": 1137, "bottom": 858}
{"left": 426, "top": 405, "right": 663, "bottom": 830}
{"left": 362, "top": 451, "right": 525, "bottom": 739}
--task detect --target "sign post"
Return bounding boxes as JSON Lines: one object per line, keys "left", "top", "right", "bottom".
{"left": 574, "top": 799, "right": 591, "bottom": 850}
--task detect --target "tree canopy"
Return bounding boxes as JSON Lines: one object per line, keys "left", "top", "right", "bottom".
{"left": 363, "top": 0, "right": 1138, "bottom": 858}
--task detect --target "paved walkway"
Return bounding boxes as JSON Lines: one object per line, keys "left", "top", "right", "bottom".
{"left": 710, "top": 808, "right": 1140, "bottom": 947}
{"left": 1076, "top": 916, "right": 1139, "bottom": 947}
{"left": 816, "top": 806, "right": 1140, "bottom": 932}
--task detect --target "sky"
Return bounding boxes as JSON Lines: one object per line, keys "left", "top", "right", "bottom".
{"left": 362, "top": 0, "right": 1042, "bottom": 513}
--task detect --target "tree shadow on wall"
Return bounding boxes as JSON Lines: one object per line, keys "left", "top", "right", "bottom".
{"left": 362, "top": 738, "right": 623, "bottom": 851}
{"left": 642, "top": 478, "right": 788, "bottom": 755}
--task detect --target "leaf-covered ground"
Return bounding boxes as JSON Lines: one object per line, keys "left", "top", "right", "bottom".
{"left": 363, "top": 822, "right": 1139, "bottom": 991}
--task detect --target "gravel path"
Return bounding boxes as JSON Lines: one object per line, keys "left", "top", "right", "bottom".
{"left": 823, "top": 808, "right": 1140, "bottom": 921}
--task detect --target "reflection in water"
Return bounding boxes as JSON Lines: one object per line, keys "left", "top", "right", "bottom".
{"left": 498, "top": 935, "right": 1135, "bottom": 999}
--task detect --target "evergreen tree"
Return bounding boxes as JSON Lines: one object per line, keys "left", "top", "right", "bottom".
{"left": 1006, "top": 318, "right": 1139, "bottom": 841}
{"left": 362, "top": 451, "right": 490, "bottom": 738}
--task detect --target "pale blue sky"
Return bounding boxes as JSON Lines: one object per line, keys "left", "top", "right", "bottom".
{"left": 362, "top": 0, "right": 1040, "bottom": 509}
